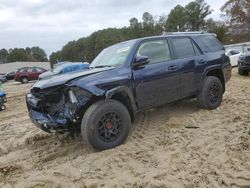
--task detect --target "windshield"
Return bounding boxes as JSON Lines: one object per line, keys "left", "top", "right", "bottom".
{"left": 90, "top": 40, "right": 135, "bottom": 68}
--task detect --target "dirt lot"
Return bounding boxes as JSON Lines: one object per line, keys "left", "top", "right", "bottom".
{"left": 0, "top": 69, "right": 250, "bottom": 188}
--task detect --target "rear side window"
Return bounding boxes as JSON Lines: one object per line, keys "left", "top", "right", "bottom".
{"left": 192, "top": 42, "right": 202, "bottom": 55}
{"left": 137, "top": 40, "right": 171, "bottom": 64}
{"left": 198, "top": 35, "right": 224, "bottom": 52}
{"left": 171, "top": 37, "right": 196, "bottom": 59}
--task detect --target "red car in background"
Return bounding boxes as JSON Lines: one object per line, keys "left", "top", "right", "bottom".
{"left": 15, "top": 67, "right": 47, "bottom": 84}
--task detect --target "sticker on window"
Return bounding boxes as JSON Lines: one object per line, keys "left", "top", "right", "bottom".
{"left": 116, "top": 47, "right": 130, "bottom": 53}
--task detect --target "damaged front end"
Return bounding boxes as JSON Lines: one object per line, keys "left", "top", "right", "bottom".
{"left": 26, "top": 86, "right": 92, "bottom": 133}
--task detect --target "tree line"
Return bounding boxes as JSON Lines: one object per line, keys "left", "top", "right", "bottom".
{"left": 0, "top": 47, "right": 48, "bottom": 63}
{"left": 50, "top": 0, "right": 234, "bottom": 64}
{"left": 1, "top": 0, "right": 249, "bottom": 64}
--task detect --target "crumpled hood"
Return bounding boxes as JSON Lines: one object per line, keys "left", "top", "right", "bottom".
{"left": 39, "top": 70, "right": 57, "bottom": 80}
{"left": 32, "top": 67, "right": 114, "bottom": 90}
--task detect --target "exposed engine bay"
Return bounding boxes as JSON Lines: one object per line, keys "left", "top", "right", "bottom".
{"left": 27, "top": 86, "right": 92, "bottom": 133}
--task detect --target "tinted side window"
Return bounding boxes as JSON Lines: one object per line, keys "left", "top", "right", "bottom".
{"left": 171, "top": 37, "right": 196, "bottom": 59}
{"left": 137, "top": 40, "right": 171, "bottom": 64}
{"left": 198, "top": 35, "right": 223, "bottom": 52}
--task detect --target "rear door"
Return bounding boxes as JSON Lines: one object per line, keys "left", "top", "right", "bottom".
{"left": 170, "top": 37, "right": 206, "bottom": 98}
{"left": 132, "top": 39, "right": 181, "bottom": 109}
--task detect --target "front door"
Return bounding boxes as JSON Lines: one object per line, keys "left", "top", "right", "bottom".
{"left": 132, "top": 39, "right": 181, "bottom": 110}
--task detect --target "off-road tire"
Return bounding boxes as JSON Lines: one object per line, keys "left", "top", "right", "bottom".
{"left": 81, "top": 99, "right": 131, "bottom": 150}
{"left": 21, "top": 77, "right": 29, "bottom": 84}
{"left": 238, "top": 68, "right": 248, "bottom": 76}
{"left": 198, "top": 76, "right": 223, "bottom": 110}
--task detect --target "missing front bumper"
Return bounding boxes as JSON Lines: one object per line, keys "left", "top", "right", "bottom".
{"left": 29, "top": 109, "right": 68, "bottom": 133}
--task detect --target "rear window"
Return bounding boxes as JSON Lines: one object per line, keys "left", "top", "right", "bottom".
{"left": 197, "top": 35, "right": 224, "bottom": 52}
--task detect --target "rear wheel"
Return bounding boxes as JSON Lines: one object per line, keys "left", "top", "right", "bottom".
{"left": 21, "top": 77, "right": 28, "bottom": 84}
{"left": 198, "top": 76, "right": 223, "bottom": 110}
{"left": 238, "top": 68, "right": 248, "bottom": 76}
{"left": 81, "top": 99, "right": 131, "bottom": 150}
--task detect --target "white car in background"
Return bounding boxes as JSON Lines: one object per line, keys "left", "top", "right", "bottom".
{"left": 226, "top": 49, "right": 242, "bottom": 67}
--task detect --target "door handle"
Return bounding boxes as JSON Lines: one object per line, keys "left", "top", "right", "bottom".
{"left": 168, "top": 65, "right": 178, "bottom": 71}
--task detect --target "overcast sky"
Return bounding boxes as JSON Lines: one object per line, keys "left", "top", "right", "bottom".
{"left": 0, "top": 0, "right": 226, "bottom": 56}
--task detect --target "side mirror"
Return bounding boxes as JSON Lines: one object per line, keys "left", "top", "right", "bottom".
{"left": 133, "top": 55, "right": 150, "bottom": 68}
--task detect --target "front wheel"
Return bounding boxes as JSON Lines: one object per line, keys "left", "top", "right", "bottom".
{"left": 81, "top": 99, "right": 131, "bottom": 150}
{"left": 198, "top": 76, "right": 223, "bottom": 110}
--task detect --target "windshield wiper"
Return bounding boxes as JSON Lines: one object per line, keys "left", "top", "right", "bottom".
{"left": 92, "top": 65, "right": 113, "bottom": 68}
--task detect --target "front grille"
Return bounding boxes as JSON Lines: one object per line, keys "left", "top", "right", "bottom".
{"left": 31, "top": 87, "right": 63, "bottom": 104}
{"left": 46, "top": 92, "right": 62, "bottom": 103}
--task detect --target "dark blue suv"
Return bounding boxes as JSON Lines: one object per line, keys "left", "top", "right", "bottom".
{"left": 26, "top": 32, "right": 232, "bottom": 150}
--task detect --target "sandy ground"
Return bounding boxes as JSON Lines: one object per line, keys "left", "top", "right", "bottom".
{"left": 0, "top": 69, "right": 250, "bottom": 188}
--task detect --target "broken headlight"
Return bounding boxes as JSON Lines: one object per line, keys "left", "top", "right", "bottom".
{"left": 68, "top": 87, "right": 92, "bottom": 105}
{"left": 66, "top": 87, "right": 92, "bottom": 123}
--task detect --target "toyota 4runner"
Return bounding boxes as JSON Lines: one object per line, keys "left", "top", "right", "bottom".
{"left": 26, "top": 32, "right": 232, "bottom": 150}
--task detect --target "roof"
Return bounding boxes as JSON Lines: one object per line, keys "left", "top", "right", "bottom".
{"left": 119, "top": 32, "right": 215, "bottom": 44}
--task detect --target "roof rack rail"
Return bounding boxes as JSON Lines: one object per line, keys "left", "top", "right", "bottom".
{"left": 162, "top": 31, "right": 207, "bottom": 35}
